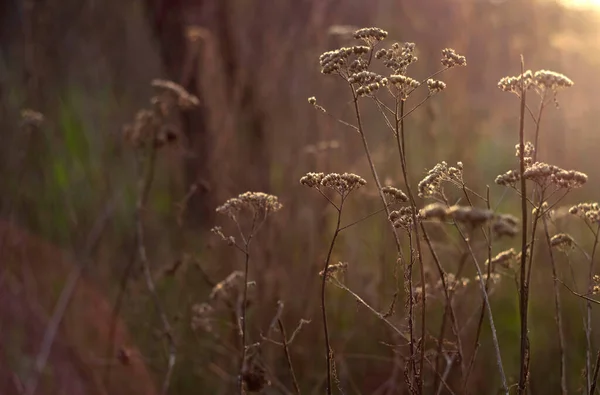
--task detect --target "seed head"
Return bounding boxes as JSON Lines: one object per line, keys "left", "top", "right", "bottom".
{"left": 216, "top": 192, "right": 282, "bottom": 218}
{"left": 320, "top": 172, "right": 367, "bottom": 196}
{"left": 376, "top": 42, "right": 418, "bottom": 74}
{"left": 382, "top": 186, "right": 408, "bottom": 204}
{"left": 569, "top": 202, "right": 600, "bottom": 223}
{"left": 485, "top": 248, "right": 517, "bottom": 268}
{"left": 441, "top": 48, "right": 466, "bottom": 68}
{"left": 419, "top": 203, "right": 447, "bottom": 220}
{"left": 427, "top": 79, "right": 447, "bottom": 94}
{"left": 550, "top": 233, "right": 575, "bottom": 251}
{"left": 353, "top": 27, "right": 388, "bottom": 45}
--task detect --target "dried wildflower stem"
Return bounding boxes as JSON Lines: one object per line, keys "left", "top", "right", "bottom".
{"left": 585, "top": 223, "right": 600, "bottom": 394}
{"left": 517, "top": 57, "right": 530, "bottom": 395}
{"left": 396, "top": 100, "right": 427, "bottom": 393}
{"left": 134, "top": 143, "right": 177, "bottom": 395}
{"left": 542, "top": 217, "right": 568, "bottom": 395}
{"left": 457, "top": 227, "right": 508, "bottom": 394}
{"left": 321, "top": 201, "right": 344, "bottom": 395}
{"left": 591, "top": 349, "right": 600, "bottom": 395}
{"left": 277, "top": 319, "right": 301, "bottom": 395}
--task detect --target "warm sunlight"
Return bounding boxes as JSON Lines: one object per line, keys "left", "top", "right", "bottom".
{"left": 559, "top": 0, "right": 600, "bottom": 9}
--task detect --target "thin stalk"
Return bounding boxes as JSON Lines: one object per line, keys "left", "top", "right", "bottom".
{"left": 517, "top": 56, "right": 530, "bottom": 395}
{"left": 586, "top": 223, "right": 600, "bottom": 394}
{"left": 321, "top": 201, "right": 344, "bottom": 395}
{"left": 458, "top": 227, "right": 508, "bottom": 394}
{"left": 543, "top": 216, "right": 567, "bottom": 395}
{"left": 396, "top": 100, "right": 427, "bottom": 394}
{"left": 278, "top": 319, "right": 301, "bottom": 395}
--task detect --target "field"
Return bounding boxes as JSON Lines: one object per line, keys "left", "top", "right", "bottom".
{"left": 3, "top": 1, "right": 600, "bottom": 394}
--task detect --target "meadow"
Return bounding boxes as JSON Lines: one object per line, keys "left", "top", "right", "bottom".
{"left": 3, "top": 1, "right": 600, "bottom": 394}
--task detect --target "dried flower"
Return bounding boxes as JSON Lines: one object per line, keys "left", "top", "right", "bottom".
{"left": 375, "top": 42, "right": 418, "bottom": 74}
{"left": 216, "top": 192, "right": 282, "bottom": 218}
{"left": 353, "top": 27, "right": 388, "bottom": 45}
{"left": 441, "top": 48, "right": 467, "bottom": 68}
{"left": 320, "top": 262, "right": 348, "bottom": 279}
{"left": 319, "top": 46, "right": 370, "bottom": 74}
{"left": 419, "top": 203, "right": 447, "bottom": 220}
{"left": 382, "top": 186, "right": 408, "bottom": 204}
{"left": 492, "top": 214, "right": 520, "bottom": 237}
{"left": 321, "top": 172, "right": 367, "bottom": 196}
{"left": 495, "top": 169, "right": 520, "bottom": 186}
{"left": 550, "top": 233, "right": 575, "bottom": 251}
{"left": 427, "top": 79, "right": 447, "bottom": 94}
{"left": 20, "top": 109, "right": 45, "bottom": 128}
{"left": 418, "top": 161, "right": 463, "bottom": 198}
{"left": 446, "top": 205, "right": 494, "bottom": 227}
{"left": 569, "top": 202, "right": 600, "bottom": 222}
{"left": 389, "top": 207, "right": 418, "bottom": 230}
{"left": 486, "top": 248, "right": 517, "bottom": 268}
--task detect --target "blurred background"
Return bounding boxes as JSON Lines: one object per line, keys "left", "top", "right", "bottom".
{"left": 2, "top": 0, "right": 600, "bottom": 393}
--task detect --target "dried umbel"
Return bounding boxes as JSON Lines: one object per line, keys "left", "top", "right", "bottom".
{"left": 216, "top": 192, "right": 283, "bottom": 218}
{"left": 446, "top": 205, "right": 494, "bottom": 227}
{"left": 375, "top": 42, "right": 418, "bottom": 74}
{"left": 382, "top": 186, "right": 408, "bottom": 204}
{"left": 593, "top": 275, "right": 600, "bottom": 295}
{"left": 495, "top": 170, "right": 520, "bottom": 186}
{"left": 419, "top": 203, "right": 447, "bottom": 220}
{"left": 427, "top": 79, "right": 447, "bottom": 94}
{"left": 301, "top": 172, "right": 367, "bottom": 197}
{"left": 486, "top": 248, "right": 517, "bottom": 268}
{"left": 523, "top": 162, "right": 587, "bottom": 188}
{"left": 418, "top": 161, "right": 463, "bottom": 198}
{"left": 441, "top": 48, "right": 467, "bottom": 68}
{"left": 349, "top": 71, "right": 388, "bottom": 96}
{"left": 389, "top": 207, "right": 418, "bottom": 230}
{"left": 492, "top": 214, "right": 520, "bottom": 238}
{"left": 550, "top": 233, "right": 575, "bottom": 251}
{"left": 498, "top": 69, "right": 573, "bottom": 95}
{"left": 319, "top": 261, "right": 348, "bottom": 280}
{"left": 389, "top": 74, "right": 420, "bottom": 99}
{"left": 353, "top": 27, "right": 388, "bottom": 45}
{"left": 569, "top": 202, "right": 600, "bottom": 223}
{"left": 319, "top": 46, "right": 370, "bottom": 75}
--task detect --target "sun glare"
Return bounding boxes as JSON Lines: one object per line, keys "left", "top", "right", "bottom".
{"left": 559, "top": 0, "right": 600, "bottom": 9}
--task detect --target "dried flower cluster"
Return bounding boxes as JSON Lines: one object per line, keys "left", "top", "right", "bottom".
{"left": 427, "top": 79, "right": 447, "bottom": 94}
{"left": 216, "top": 192, "right": 282, "bottom": 218}
{"left": 441, "top": 48, "right": 467, "bottom": 68}
{"left": 319, "top": 46, "right": 370, "bottom": 74}
{"left": 418, "top": 161, "right": 464, "bottom": 198}
{"left": 593, "top": 275, "right": 600, "bottom": 295}
{"left": 300, "top": 172, "right": 366, "bottom": 197}
{"left": 498, "top": 70, "right": 573, "bottom": 95}
{"left": 375, "top": 42, "right": 418, "bottom": 74}
{"left": 353, "top": 27, "right": 388, "bottom": 45}
{"left": 475, "top": 272, "right": 502, "bottom": 284}
{"left": 550, "top": 233, "right": 575, "bottom": 251}
{"left": 382, "top": 186, "right": 408, "bottom": 204}
{"left": 319, "top": 261, "right": 349, "bottom": 279}
{"left": 569, "top": 202, "right": 600, "bottom": 223}
{"left": 349, "top": 71, "right": 388, "bottom": 96}
{"left": 492, "top": 214, "right": 520, "bottom": 237}
{"left": 211, "top": 226, "right": 236, "bottom": 246}
{"left": 389, "top": 74, "right": 420, "bottom": 99}
{"left": 486, "top": 248, "right": 517, "bottom": 268}
{"left": 439, "top": 273, "right": 471, "bottom": 292}
{"left": 496, "top": 144, "right": 587, "bottom": 189}
{"left": 123, "top": 80, "right": 199, "bottom": 148}
{"left": 389, "top": 207, "right": 418, "bottom": 230}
